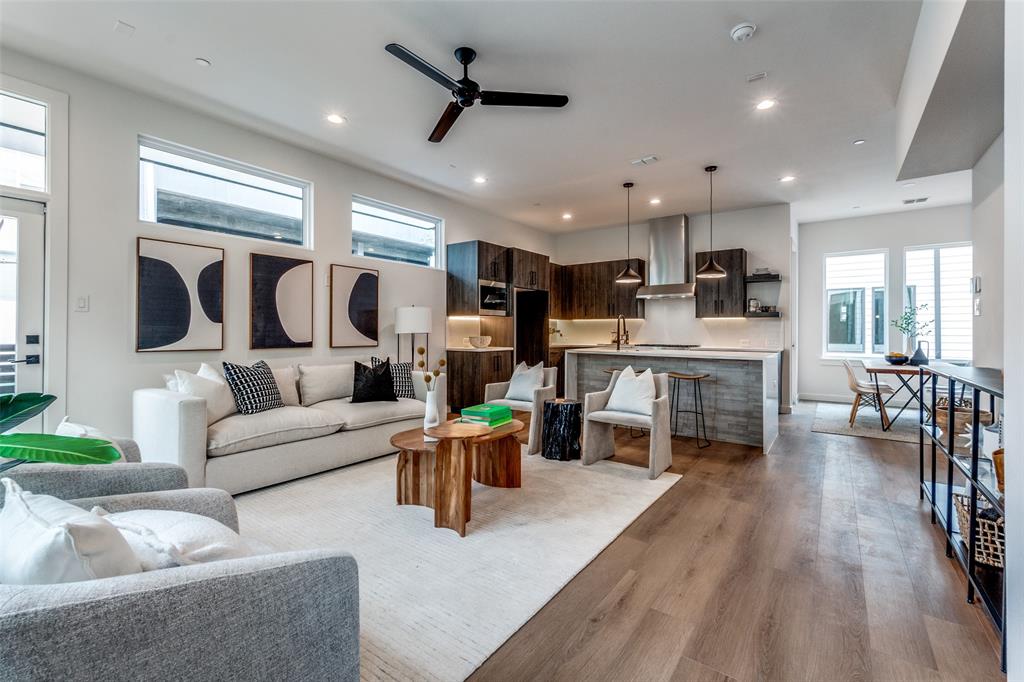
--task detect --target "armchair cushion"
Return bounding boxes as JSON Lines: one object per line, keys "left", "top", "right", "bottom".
{"left": 488, "top": 398, "right": 534, "bottom": 412}
{"left": 1, "top": 462, "right": 187, "bottom": 506}
{"left": 606, "top": 366, "right": 656, "bottom": 415}
{"left": 505, "top": 361, "right": 544, "bottom": 401}
{"left": 586, "top": 409, "right": 653, "bottom": 429}
{"left": 310, "top": 397, "right": 425, "bottom": 431}
{"left": 207, "top": 407, "right": 343, "bottom": 457}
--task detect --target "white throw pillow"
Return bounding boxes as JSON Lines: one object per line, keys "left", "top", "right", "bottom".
{"left": 162, "top": 373, "right": 179, "bottom": 392}
{"left": 55, "top": 417, "right": 125, "bottom": 460}
{"left": 605, "top": 366, "right": 656, "bottom": 416}
{"left": 271, "top": 366, "right": 300, "bottom": 406}
{"left": 298, "top": 363, "right": 355, "bottom": 406}
{"left": 504, "top": 361, "right": 544, "bottom": 402}
{"left": 174, "top": 364, "right": 236, "bottom": 425}
{"left": 94, "top": 508, "right": 259, "bottom": 571}
{"left": 0, "top": 478, "right": 141, "bottom": 584}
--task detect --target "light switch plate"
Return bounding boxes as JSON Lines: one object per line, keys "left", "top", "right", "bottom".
{"left": 974, "top": 297, "right": 982, "bottom": 316}
{"left": 75, "top": 295, "right": 90, "bottom": 312}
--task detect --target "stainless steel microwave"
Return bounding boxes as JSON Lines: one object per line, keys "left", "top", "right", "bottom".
{"left": 479, "top": 280, "right": 509, "bottom": 316}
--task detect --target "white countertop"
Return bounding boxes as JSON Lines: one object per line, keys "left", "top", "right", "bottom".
{"left": 566, "top": 347, "right": 781, "bottom": 361}
{"left": 445, "top": 346, "right": 515, "bottom": 352}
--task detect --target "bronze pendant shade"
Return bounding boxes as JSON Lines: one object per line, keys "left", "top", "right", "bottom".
{"left": 615, "top": 182, "right": 643, "bottom": 284}
{"left": 695, "top": 165, "right": 727, "bottom": 280}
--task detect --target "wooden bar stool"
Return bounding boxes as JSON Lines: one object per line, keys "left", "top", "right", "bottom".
{"left": 667, "top": 371, "right": 710, "bottom": 448}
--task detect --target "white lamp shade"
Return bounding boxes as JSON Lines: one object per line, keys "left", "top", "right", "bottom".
{"left": 395, "top": 306, "right": 432, "bottom": 334}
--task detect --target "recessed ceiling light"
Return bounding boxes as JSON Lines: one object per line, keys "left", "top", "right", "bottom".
{"left": 755, "top": 98, "right": 777, "bottom": 110}
{"left": 779, "top": 175, "right": 796, "bottom": 183}
{"left": 853, "top": 139, "right": 866, "bottom": 145}
{"left": 649, "top": 198, "right": 661, "bottom": 205}
{"left": 903, "top": 182, "right": 916, "bottom": 188}
{"left": 473, "top": 176, "right": 487, "bottom": 184}
{"left": 113, "top": 20, "right": 135, "bottom": 37}
{"left": 194, "top": 57, "right": 211, "bottom": 68}
{"left": 562, "top": 213, "right": 573, "bottom": 220}
{"left": 326, "top": 113, "right": 346, "bottom": 125}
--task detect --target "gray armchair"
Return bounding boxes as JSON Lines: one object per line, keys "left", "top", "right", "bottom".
{"left": 582, "top": 370, "right": 672, "bottom": 479}
{"left": 485, "top": 367, "right": 558, "bottom": 456}
{"left": 0, "top": 463, "right": 360, "bottom": 681}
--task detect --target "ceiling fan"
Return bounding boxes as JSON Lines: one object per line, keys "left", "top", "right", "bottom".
{"left": 385, "top": 43, "right": 569, "bottom": 143}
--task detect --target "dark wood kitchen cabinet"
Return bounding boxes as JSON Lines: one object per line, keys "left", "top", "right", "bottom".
{"left": 446, "top": 241, "right": 510, "bottom": 316}
{"left": 564, "top": 259, "right": 645, "bottom": 319}
{"left": 512, "top": 248, "right": 549, "bottom": 290}
{"left": 695, "top": 248, "right": 747, "bottom": 318}
{"left": 548, "top": 263, "right": 568, "bottom": 318}
{"left": 446, "top": 349, "right": 514, "bottom": 411}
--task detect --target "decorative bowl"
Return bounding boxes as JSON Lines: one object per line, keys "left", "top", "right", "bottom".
{"left": 884, "top": 353, "right": 910, "bottom": 365}
{"left": 468, "top": 336, "right": 492, "bottom": 348}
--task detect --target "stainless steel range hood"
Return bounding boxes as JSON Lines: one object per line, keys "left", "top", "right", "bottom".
{"left": 636, "top": 214, "right": 695, "bottom": 299}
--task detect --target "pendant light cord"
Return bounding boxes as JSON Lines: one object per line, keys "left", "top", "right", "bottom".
{"left": 708, "top": 169, "right": 714, "bottom": 251}
{"left": 626, "top": 184, "right": 631, "bottom": 259}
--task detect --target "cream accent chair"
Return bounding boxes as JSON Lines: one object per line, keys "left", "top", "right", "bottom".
{"left": 843, "top": 360, "right": 895, "bottom": 427}
{"left": 581, "top": 369, "right": 672, "bottom": 479}
{"left": 484, "top": 367, "right": 558, "bottom": 456}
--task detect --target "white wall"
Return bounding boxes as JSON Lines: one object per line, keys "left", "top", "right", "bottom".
{"left": 551, "top": 203, "right": 795, "bottom": 407}
{"left": 1, "top": 50, "right": 554, "bottom": 435}
{"left": 972, "top": 133, "right": 1004, "bottom": 368}
{"left": 1003, "top": 0, "right": 1023, "bottom": 673}
{"left": 797, "top": 204, "right": 971, "bottom": 402}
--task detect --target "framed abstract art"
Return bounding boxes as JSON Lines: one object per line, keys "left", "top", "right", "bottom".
{"left": 250, "top": 253, "right": 314, "bottom": 349}
{"left": 330, "top": 264, "right": 379, "bottom": 348}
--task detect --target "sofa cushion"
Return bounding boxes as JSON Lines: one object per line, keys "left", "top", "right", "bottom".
{"left": 298, "top": 363, "right": 355, "bottom": 406}
{"left": 271, "top": 366, "right": 301, "bottom": 406}
{"left": 310, "top": 397, "right": 425, "bottom": 431}
{"left": 487, "top": 398, "right": 533, "bottom": 412}
{"left": 207, "top": 406, "right": 344, "bottom": 457}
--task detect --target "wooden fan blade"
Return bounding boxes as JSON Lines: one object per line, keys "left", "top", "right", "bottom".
{"left": 479, "top": 91, "right": 569, "bottom": 107}
{"left": 428, "top": 102, "right": 464, "bottom": 143}
{"left": 386, "top": 43, "right": 462, "bottom": 92}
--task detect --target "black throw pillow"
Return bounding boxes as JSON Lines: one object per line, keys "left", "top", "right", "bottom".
{"left": 352, "top": 359, "right": 398, "bottom": 403}
{"left": 371, "top": 356, "right": 415, "bottom": 399}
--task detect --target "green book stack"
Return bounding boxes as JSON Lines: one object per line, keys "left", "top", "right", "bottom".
{"left": 460, "top": 403, "right": 513, "bottom": 428}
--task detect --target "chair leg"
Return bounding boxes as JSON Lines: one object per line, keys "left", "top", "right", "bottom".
{"left": 849, "top": 394, "right": 862, "bottom": 426}
{"left": 878, "top": 394, "right": 891, "bottom": 430}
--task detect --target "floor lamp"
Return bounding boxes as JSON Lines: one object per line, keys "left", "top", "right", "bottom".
{"left": 395, "top": 306, "right": 432, "bottom": 365}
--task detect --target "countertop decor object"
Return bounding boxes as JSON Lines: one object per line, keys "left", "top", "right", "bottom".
{"left": 395, "top": 305, "right": 432, "bottom": 363}
{"left": 541, "top": 399, "right": 582, "bottom": 461}
{"left": 695, "top": 165, "right": 727, "bottom": 280}
{"left": 884, "top": 353, "right": 910, "bottom": 365}
{"left": 615, "top": 183, "right": 642, "bottom": 284}
{"left": 467, "top": 335, "right": 491, "bottom": 348}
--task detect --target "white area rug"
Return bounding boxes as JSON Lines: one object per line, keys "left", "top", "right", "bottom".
{"left": 235, "top": 452, "right": 679, "bottom": 681}
{"left": 811, "top": 400, "right": 920, "bottom": 443}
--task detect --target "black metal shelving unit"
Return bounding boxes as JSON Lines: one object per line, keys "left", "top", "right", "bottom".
{"left": 918, "top": 365, "right": 1005, "bottom": 671}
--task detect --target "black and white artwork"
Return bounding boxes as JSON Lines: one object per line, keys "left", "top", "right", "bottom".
{"left": 137, "top": 237, "right": 223, "bottom": 352}
{"left": 330, "top": 264, "right": 379, "bottom": 348}
{"left": 250, "top": 253, "right": 313, "bottom": 349}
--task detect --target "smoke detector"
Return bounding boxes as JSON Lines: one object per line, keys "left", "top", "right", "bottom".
{"left": 731, "top": 22, "right": 757, "bottom": 43}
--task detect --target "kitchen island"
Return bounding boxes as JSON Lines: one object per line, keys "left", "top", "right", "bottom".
{"left": 565, "top": 347, "right": 780, "bottom": 453}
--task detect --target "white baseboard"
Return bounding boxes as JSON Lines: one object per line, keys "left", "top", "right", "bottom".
{"left": 797, "top": 392, "right": 853, "bottom": 404}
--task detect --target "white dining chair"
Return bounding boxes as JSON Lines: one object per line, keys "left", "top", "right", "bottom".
{"left": 843, "top": 360, "right": 895, "bottom": 428}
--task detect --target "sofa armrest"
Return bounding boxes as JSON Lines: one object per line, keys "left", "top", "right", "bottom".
{"left": 133, "top": 388, "right": 207, "bottom": 488}
{"left": 0, "top": 550, "right": 359, "bottom": 682}
{"left": 1, "top": 462, "right": 188, "bottom": 509}
{"left": 71, "top": 488, "right": 239, "bottom": 532}
{"left": 485, "top": 381, "right": 511, "bottom": 403}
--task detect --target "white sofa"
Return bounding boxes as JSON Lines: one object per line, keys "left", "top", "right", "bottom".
{"left": 133, "top": 365, "right": 445, "bottom": 495}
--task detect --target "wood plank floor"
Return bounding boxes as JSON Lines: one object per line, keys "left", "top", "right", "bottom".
{"left": 471, "top": 402, "right": 1003, "bottom": 681}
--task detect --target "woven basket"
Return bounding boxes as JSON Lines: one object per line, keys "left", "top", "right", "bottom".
{"left": 953, "top": 492, "right": 1005, "bottom": 568}
{"left": 934, "top": 405, "right": 993, "bottom": 434}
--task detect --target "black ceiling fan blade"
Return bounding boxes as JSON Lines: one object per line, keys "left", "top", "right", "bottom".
{"left": 386, "top": 43, "right": 462, "bottom": 92}
{"left": 479, "top": 91, "right": 569, "bottom": 107}
{"left": 428, "top": 102, "right": 463, "bottom": 143}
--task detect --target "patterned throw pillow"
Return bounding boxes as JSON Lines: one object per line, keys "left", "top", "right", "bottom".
{"left": 222, "top": 360, "right": 285, "bottom": 415}
{"left": 371, "top": 356, "right": 415, "bottom": 399}
{"left": 352, "top": 360, "right": 398, "bottom": 403}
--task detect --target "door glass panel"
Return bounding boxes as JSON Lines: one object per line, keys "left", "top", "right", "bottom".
{"left": 0, "top": 216, "right": 17, "bottom": 394}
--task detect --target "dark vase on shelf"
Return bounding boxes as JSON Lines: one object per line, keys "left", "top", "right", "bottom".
{"left": 909, "top": 340, "right": 930, "bottom": 366}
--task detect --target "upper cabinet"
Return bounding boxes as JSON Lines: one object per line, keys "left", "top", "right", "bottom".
{"left": 555, "top": 259, "right": 645, "bottom": 320}
{"left": 477, "top": 241, "right": 509, "bottom": 283}
{"left": 447, "top": 240, "right": 511, "bottom": 316}
{"left": 695, "top": 248, "right": 747, "bottom": 318}
{"left": 511, "top": 248, "right": 550, "bottom": 290}
{"left": 548, "top": 263, "right": 568, "bottom": 318}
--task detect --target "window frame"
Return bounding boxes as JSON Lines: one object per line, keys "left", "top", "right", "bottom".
{"left": 350, "top": 194, "right": 445, "bottom": 270}
{"left": 902, "top": 241, "right": 973, "bottom": 362}
{"left": 821, "top": 248, "right": 889, "bottom": 360}
{"left": 0, "top": 88, "right": 50, "bottom": 199}
{"left": 137, "top": 135, "right": 314, "bottom": 249}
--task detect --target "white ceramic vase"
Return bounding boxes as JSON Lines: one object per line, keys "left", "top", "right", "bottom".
{"left": 423, "top": 389, "right": 440, "bottom": 442}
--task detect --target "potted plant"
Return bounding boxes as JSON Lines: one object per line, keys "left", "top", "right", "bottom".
{"left": 0, "top": 393, "right": 120, "bottom": 474}
{"left": 891, "top": 304, "right": 932, "bottom": 365}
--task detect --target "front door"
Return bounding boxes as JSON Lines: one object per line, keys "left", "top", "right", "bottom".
{"left": 0, "top": 197, "right": 45, "bottom": 431}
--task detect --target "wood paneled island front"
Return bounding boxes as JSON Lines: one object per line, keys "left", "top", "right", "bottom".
{"left": 565, "top": 348, "right": 781, "bottom": 453}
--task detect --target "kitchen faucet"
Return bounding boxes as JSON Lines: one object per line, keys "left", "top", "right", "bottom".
{"left": 613, "top": 314, "right": 630, "bottom": 350}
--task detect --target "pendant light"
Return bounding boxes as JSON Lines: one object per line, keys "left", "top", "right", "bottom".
{"left": 615, "top": 182, "right": 642, "bottom": 284}
{"left": 695, "top": 165, "right": 727, "bottom": 279}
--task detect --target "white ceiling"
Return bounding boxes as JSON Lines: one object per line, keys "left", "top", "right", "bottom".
{"left": 0, "top": 0, "right": 972, "bottom": 231}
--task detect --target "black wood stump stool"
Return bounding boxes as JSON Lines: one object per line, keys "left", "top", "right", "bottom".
{"left": 668, "top": 371, "right": 710, "bottom": 448}
{"left": 541, "top": 398, "right": 582, "bottom": 461}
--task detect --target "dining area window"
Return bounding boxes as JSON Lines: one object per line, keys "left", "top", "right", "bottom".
{"left": 823, "top": 250, "right": 887, "bottom": 355}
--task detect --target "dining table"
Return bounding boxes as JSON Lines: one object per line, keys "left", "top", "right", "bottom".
{"left": 860, "top": 360, "right": 957, "bottom": 431}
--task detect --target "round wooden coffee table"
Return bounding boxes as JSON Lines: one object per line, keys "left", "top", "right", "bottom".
{"left": 391, "top": 419, "right": 525, "bottom": 537}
